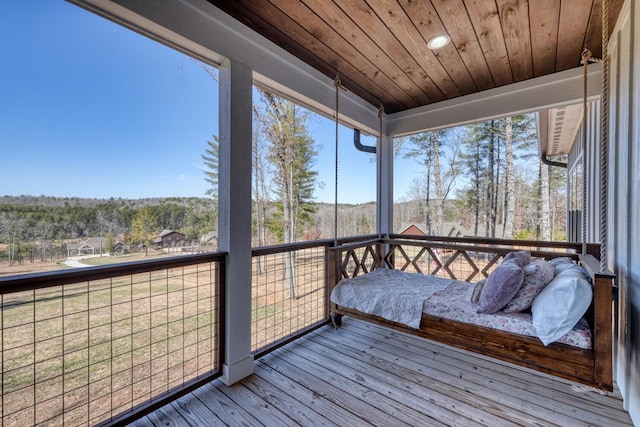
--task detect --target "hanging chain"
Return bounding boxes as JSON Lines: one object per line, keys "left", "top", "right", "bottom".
{"left": 600, "top": 0, "right": 610, "bottom": 272}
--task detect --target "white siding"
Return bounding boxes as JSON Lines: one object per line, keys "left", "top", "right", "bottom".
{"left": 606, "top": 0, "right": 639, "bottom": 423}
{"left": 567, "top": 100, "right": 601, "bottom": 243}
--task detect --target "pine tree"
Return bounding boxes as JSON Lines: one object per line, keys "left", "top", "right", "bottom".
{"left": 499, "top": 114, "right": 537, "bottom": 238}
{"left": 202, "top": 135, "right": 219, "bottom": 199}
{"left": 252, "top": 130, "right": 271, "bottom": 272}
{"left": 458, "top": 124, "right": 489, "bottom": 236}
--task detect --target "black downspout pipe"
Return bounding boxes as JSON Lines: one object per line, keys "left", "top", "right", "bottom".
{"left": 353, "top": 129, "right": 376, "bottom": 153}
{"left": 541, "top": 154, "right": 567, "bottom": 168}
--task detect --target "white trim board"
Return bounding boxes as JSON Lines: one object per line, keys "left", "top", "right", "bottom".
{"left": 387, "top": 64, "right": 603, "bottom": 137}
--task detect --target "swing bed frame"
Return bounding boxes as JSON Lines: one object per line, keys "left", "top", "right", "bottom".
{"left": 327, "top": 235, "right": 615, "bottom": 391}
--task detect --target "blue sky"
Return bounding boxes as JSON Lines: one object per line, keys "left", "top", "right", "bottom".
{"left": 1, "top": 1, "right": 393, "bottom": 204}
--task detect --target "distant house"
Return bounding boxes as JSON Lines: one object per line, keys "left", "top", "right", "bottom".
{"left": 399, "top": 224, "right": 427, "bottom": 236}
{"left": 459, "top": 223, "right": 506, "bottom": 239}
{"left": 67, "top": 237, "right": 105, "bottom": 257}
{"left": 398, "top": 222, "right": 505, "bottom": 239}
{"left": 398, "top": 223, "right": 457, "bottom": 236}
{"left": 112, "top": 241, "right": 130, "bottom": 255}
{"left": 67, "top": 237, "right": 129, "bottom": 257}
{"left": 153, "top": 230, "right": 186, "bottom": 248}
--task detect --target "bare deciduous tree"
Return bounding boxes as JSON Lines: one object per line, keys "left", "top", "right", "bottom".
{"left": 255, "top": 89, "right": 318, "bottom": 297}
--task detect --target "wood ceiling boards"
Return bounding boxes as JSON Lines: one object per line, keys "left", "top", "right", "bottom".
{"left": 207, "top": 0, "right": 623, "bottom": 114}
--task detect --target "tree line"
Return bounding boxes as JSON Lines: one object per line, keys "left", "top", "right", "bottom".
{"left": 0, "top": 198, "right": 217, "bottom": 264}
{"left": 0, "top": 194, "right": 376, "bottom": 266}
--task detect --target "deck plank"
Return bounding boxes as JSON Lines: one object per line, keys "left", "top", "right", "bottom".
{"left": 304, "top": 328, "right": 539, "bottom": 426}
{"left": 338, "top": 320, "right": 630, "bottom": 427}
{"left": 130, "top": 401, "right": 196, "bottom": 427}
{"left": 346, "top": 319, "right": 631, "bottom": 423}
{"left": 265, "top": 347, "right": 445, "bottom": 426}
{"left": 188, "top": 382, "right": 263, "bottom": 426}
{"left": 288, "top": 340, "right": 484, "bottom": 426}
{"left": 243, "top": 367, "right": 339, "bottom": 427}
{"left": 213, "top": 378, "right": 296, "bottom": 426}
{"left": 253, "top": 362, "right": 368, "bottom": 427}
{"left": 134, "top": 320, "right": 633, "bottom": 427}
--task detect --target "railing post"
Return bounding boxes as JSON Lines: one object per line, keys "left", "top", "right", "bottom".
{"left": 218, "top": 58, "right": 254, "bottom": 385}
{"left": 325, "top": 246, "right": 339, "bottom": 319}
{"left": 377, "top": 132, "right": 393, "bottom": 236}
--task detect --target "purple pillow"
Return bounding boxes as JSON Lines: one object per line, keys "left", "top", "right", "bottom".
{"left": 503, "top": 250, "right": 531, "bottom": 267}
{"left": 478, "top": 259, "right": 525, "bottom": 313}
{"left": 502, "top": 259, "right": 555, "bottom": 313}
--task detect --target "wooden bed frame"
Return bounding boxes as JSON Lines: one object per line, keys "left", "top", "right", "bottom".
{"left": 327, "top": 235, "right": 615, "bottom": 391}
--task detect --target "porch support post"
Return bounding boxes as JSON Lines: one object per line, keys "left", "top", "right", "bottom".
{"left": 377, "top": 127, "right": 393, "bottom": 236}
{"left": 218, "top": 58, "right": 254, "bottom": 385}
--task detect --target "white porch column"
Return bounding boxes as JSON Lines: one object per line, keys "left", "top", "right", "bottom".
{"left": 377, "top": 128, "right": 393, "bottom": 235}
{"left": 218, "top": 58, "right": 254, "bottom": 385}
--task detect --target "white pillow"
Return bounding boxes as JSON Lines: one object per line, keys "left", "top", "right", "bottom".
{"left": 531, "top": 276, "right": 593, "bottom": 346}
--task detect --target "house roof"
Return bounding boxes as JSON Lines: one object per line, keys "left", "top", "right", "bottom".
{"left": 67, "top": 237, "right": 104, "bottom": 250}
{"left": 158, "top": 230, "right": 184, "bottom": 238}
{"left": 207, "top": 0, "right": 623, "bottom": 115}
{"left": 84, "top": 237, "right": 105, "bottom": 248}
{"left": 399, "top": 223, "right": 428, "bottom": 236}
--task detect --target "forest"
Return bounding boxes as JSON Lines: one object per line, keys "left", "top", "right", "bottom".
{"left": 393, "top": 116, "right": 567, "bottom": 241}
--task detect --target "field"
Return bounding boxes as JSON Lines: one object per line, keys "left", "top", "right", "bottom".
{"left": 1, "top": 246, "right": 326, "bottom": 425}
{"left": 0, "top": 249, "right": 177, "bottom": 278}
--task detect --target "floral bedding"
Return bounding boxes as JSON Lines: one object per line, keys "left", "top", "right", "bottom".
{"left": 423, "top": 278, "right": 592, "bottom": 349}
{"left": 330, "top": 269, "right": 453, "bottom": 328}
{"left": 331, "top": 269, "right": 592, "bottom": 349}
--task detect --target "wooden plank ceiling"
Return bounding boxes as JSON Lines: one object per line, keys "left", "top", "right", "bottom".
{"left": 207, "top": 0, "right": 623, "bottom": 114}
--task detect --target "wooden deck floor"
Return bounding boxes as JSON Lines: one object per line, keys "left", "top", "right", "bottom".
{"left": 131, "top": 319, "right": 633, "bottom": 426}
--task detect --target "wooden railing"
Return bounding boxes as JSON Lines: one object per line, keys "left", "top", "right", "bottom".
{"left": 0, "top": 253, "right": 225, "bottom": 427}
{"left": 331, "top": 234, "right": 599, "bottom": 282}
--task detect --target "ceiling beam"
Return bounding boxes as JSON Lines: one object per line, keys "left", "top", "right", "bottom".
{"left": 387, "top": 64, "right": 602, "bottom": 137}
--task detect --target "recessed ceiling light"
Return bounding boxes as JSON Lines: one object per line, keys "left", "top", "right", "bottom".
{"left": 427, "top": 34, "right": 451, "bottom": 50}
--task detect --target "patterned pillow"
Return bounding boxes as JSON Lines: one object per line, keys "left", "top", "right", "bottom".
{"left": 502, "top": 259, "right": 555, "bottom": 313}
{"left": 478, "top": 259, "right": 524, "bottom": 313}
{"left": 503, "top": 250, "right": 532, "bottom": 267}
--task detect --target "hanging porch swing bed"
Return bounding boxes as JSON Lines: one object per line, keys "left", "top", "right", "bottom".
{"left": 327, "top": 236, "right": 615, "bottom": 391}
